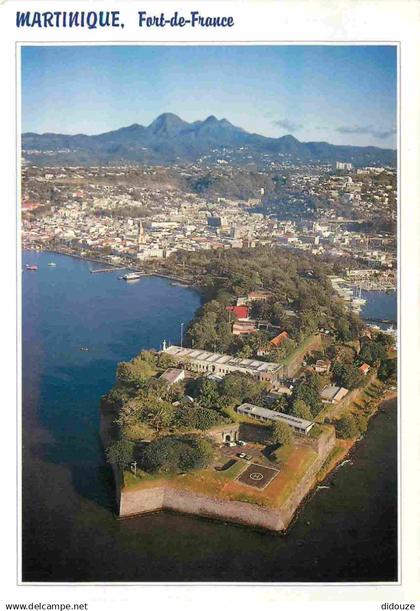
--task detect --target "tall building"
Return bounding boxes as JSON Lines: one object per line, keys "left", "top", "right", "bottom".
{"left": 137, "top": 220, "right": 145, "bottom": 250}
{"left": 207, "top": 215, "right": 227, "bottom": 228}
{"left": 336, "top": 162, "right": 353, "bottom": 171}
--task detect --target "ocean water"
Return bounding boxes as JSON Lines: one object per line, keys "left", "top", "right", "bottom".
{"left": 22, "top": 251, "right": 398, "bottom": 582}
{"left": 360, "top": 289, "right": 397, "bottom": 325}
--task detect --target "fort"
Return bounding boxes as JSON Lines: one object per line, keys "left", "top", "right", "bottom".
{"left": 101, "top": 411, "right": 336, "bottom": 532}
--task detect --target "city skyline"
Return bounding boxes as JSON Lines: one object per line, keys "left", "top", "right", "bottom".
{"left": 22, "top": 44, "right": 397, "bottom": 148}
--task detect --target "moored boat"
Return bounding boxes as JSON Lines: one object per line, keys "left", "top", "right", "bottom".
{"left": 122, "top": 272, "right": 142, "bottom": 281}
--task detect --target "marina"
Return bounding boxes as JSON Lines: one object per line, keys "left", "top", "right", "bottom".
{"left": 329, "top": 274, "right": 397, "bottom": 330}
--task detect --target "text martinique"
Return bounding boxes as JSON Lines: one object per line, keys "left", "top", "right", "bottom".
{"left": 15, "top": 11, "right": 235, "bottom": 29}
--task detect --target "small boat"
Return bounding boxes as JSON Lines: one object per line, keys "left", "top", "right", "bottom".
{"left": 80, "top": 347, "right": 89, "bottom": 352}
{"left": 317, "top": 485, "right": 330, "bottom": 490}
{"left": 48, "top": 262, "right": 56, "bottom": 267}
{"left": 122, "top": 272, "right": 142, "bottom": 281}
{"left": 25, "top": 264, "right": 38, "bottom": 271}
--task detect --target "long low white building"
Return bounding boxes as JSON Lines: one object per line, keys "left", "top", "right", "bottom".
{"left": 237, "top": 403, "right": 315, "bottom": 435}
{"left": 162, "top": 345, "right": 283, "bottom": 386}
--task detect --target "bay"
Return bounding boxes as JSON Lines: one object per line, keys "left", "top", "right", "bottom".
{"left": 360, "top": 289, "right": 397, "bottom": 327}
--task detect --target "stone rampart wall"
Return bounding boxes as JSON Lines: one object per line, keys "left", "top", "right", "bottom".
{"left": 119, "top": 484, "right": 286, "bottom": 531}
{"left": 278, "top": 430, "right": 336, "bottom": 526}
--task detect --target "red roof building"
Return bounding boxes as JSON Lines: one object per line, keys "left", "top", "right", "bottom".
{"left": 270, "top": 331, "right": 289, "bottom": 347}
{"left": 359, "top": 363, "right": 371, "bottom": 376}
{"left": 257, "top": 331, "right": 289, "bottom": 356}
{"left": 226, "top": 305, "right": 250, "bottom": 320}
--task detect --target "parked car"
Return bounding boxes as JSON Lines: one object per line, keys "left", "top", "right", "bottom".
{"left": 237, "top": 452, "right": 247, "bottom": 459}
{"left": 237, "top": 440, "right": 247, "bottom": 446}
{"left": 225, "top": 441, "right": 236, "bottom": 447}
{"left": 244, "top": 454, "right": 253, "bottom": 461}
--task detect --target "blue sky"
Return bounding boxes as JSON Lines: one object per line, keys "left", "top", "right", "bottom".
{"left": 21, "top": 45, "right": 397, "bottom": 147}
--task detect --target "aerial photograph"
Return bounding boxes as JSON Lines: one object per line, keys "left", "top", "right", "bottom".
{"left": 21, "top": 44, "right": 398, "bottom": 583}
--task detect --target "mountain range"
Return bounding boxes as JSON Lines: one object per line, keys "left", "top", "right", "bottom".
{"left": 22, "top": 113, "right": 397, "bottom": 167}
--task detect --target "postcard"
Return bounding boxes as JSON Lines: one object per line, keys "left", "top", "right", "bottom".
{"left": 1, "top": 1, "right": 419, "bottom": 609}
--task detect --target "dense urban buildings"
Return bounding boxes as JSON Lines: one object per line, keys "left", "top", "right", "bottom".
{"left": 22, "top": 161, "right": 397, "bottom": 290}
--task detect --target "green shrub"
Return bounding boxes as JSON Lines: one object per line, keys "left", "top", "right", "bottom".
{"left": 106, "top": 439, "right": 135, "bottom": 469}
{"left": 174, "top": 406, "right": 224, "bottom": 430}
{"left": 270, "top": 421, "right": 293, "bottom": 447}
{"left": 139, "top": 435, "right": 214, "bottom": 474}
{"left": 335, "top": 414, "right": 359, "bottom": 439}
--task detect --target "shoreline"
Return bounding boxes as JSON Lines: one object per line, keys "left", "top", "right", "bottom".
{"left": 23, "top": 246, "right": 398, "bottom": 296}
{"left": 23, "top": 246, "right": 201, "bottom": 288}
{"left": 314, "top": 389, "right": 397, "bottom": 482}
{"left": 284, "top": 394, "right": 397, "bottom": 534}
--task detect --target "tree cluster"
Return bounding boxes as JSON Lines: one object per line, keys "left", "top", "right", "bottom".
{"left": 270, "top": 421, "right": 293, "bottom": 448}
{"left": 186, "top": 371, "right": 269, "bottom": 411}
{"left": 139, "top": 435, "right": 214, "bottom": 474}
{"left": 177, "top": 246, "right": 362, "bottom": 356}
{"left": 332, "top": 361, "right": 363, "bottom": 390}
{"left": 359, "top": 333, "right": 393, "bottom": 367}
{"left": 335, "top": 413, "right": 368, "bottom": 439}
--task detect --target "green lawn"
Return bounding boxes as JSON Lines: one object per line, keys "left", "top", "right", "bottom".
{"left": 308, "top": 423, "right": 324, "bottom": 439}
{"left": 276, "top": 334, "right": 319, "bottom": 367}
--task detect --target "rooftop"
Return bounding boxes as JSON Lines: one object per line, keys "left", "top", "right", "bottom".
{"left": 270, "top": 331, "right": 289, "bottom": 347}
{"left": 159, "top": 368, "right": 185, "bottom": 384}
{"left": 163, "top": 345, "right": 282, "bottom": 373}
{"left": 237, "top": 402, "right": 314, "bottom": 430}
{"left": 320, "top": 385, "right": 349, "bottom": 402}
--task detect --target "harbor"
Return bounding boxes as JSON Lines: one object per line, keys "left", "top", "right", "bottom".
{"left": 329, "top": 274, "right": 397, "bottom": 332}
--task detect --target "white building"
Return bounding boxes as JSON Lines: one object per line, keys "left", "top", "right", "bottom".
{"left": 320, "top": 385, "right": 349, "bottom": 403}
{"left": 162, "top": 345, "right": 284, "bottom": 386}
{"left": 159, "top": 368, "right": 186, "bottom": 386}
{"left": 336, "top": 162, "right": 353, "bottom": 171}
{"left": 237, "top": 403, "right": 314, "bottom": 435}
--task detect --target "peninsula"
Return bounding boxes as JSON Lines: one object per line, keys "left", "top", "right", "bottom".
{"left": 100, "top": 246, "right": 397, "bottom": 531}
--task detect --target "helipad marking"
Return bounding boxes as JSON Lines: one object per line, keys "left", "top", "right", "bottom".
{"left": 236, "top": 462, "right": 280, "bottom": 490}
{"left": 250, "top": 472, "right": 264, "bottom": 481}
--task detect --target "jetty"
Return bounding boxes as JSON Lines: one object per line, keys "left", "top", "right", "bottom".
{"left": 90, "top": 267, "right": 126, "bottom": 274}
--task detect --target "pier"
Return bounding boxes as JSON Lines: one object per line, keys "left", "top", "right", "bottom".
{"left": 90, "top": 267, "right": 126, "bottom": 274}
